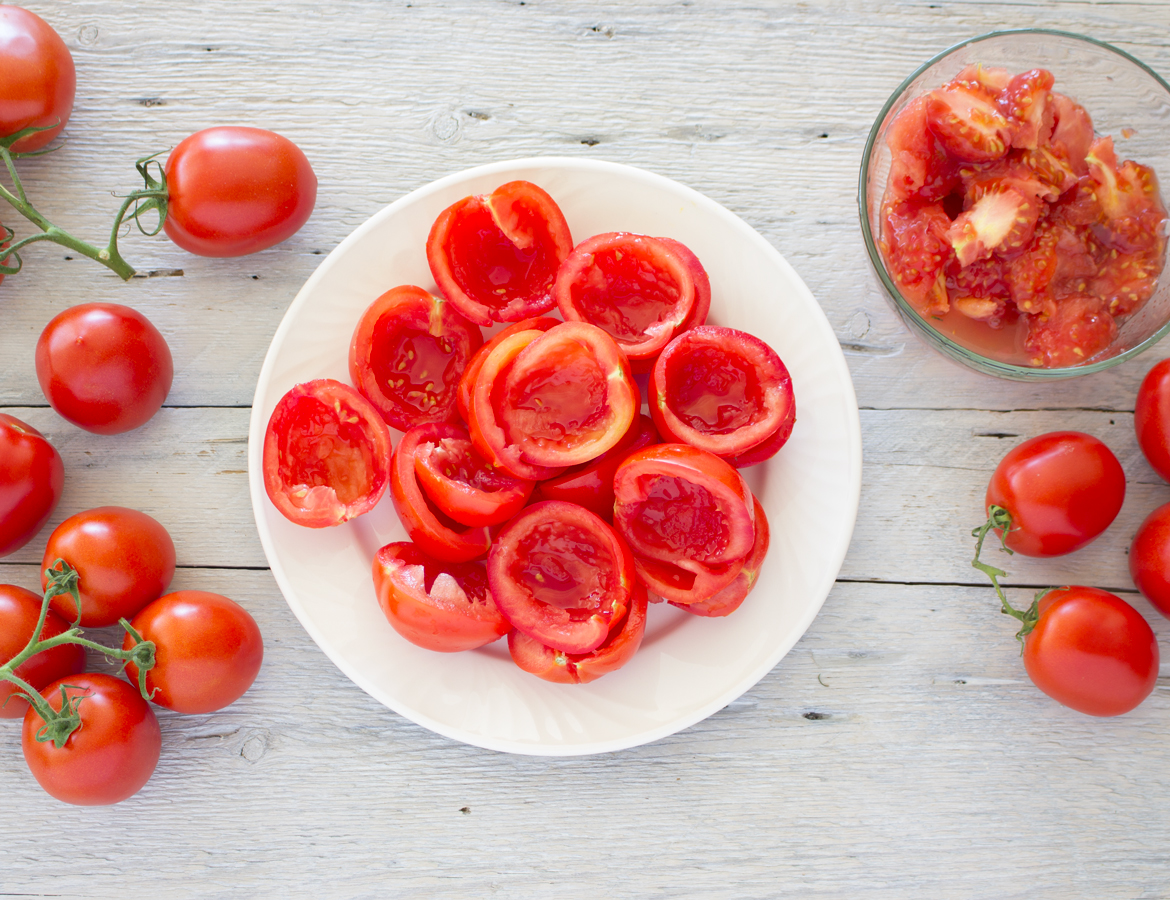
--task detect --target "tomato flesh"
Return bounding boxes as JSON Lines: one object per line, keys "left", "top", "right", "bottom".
{"left": 427, "top": 181, "right": 573, "bottom": 325}
{"left": 488, "top": 501, "right": 633, "bottom": 654}
{"left": 0, "top": 414, "right": 64, "bottom": 557}
{"left": 985, "top": 430, "right": 1125, "bottom": 557}
{"left": 263, "top": 379, "right": 392, "bottom": 528}
{"left": 0, "top": 584, "right": 85, "bottom": 719}
{"left": 1024, "top": 587, "right": 1158, "bottom": 717}
{"left": 651, "top": 326, "right": 794, "bottom": 462}
{"left": 412, "top": 424, "right": 534, "bottom": 527}
{"left": 508, "top": 581, "right": 648, "bottom": 683}
{"left": 373, "top": 542, "right": 508, "bottom": 652}
{"left": 349, "top": 285, "right": 482, "bottom": 431}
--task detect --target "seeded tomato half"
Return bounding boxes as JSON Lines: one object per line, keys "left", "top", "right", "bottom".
{"left": 349, "top": 285, "right": 482, "bottom": 431}
{"left": 263, "top": 379, "right": 392, "bottom": 528}
{"left": 427, "top": 180, "right": 573, "bottom": 326}
{"left": 488, "top": 501, "right": 635, "bottom": 654}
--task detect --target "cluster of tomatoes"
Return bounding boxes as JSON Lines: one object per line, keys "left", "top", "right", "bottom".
{"left": 976, "top": 360, "right": 1170, "bottom": 716}
{"left": 264, "top": 179, "right": 795, "bottom": 683}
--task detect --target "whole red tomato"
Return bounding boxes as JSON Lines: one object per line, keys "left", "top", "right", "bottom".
{"left": 124, "top": 591, "right": 263, "bottom": 714}
{"left": 42, "top": 507, "right": 176, "bottom": 627}
{"left": 36, "top": 303, "right": 173, "bottom": 435}
{"left": 985, "top": 431, "right": 1125, "bottom": 557}
{"left": 0, "top": 584, "right": 85, "bottom": 719}
{"left": 0, "top": 414, "right": 63, "bottom": 557}
{"left": 1135, "top": 358, "right": 1170, "bottom": 482}
{"left": 1128, "top": 501, "right": 1170, "bottom": 618}
{"left": 1023, "top": 587, "right": 1158, "bottom": 717}
{"left": 0, "top": 6, "right": 74, "bottom": 152}
{"left": 164, "top": 126, "right": 317, "bottom": 257}
{"left": 22, "top": 673, "right": 161, "bottom": 805}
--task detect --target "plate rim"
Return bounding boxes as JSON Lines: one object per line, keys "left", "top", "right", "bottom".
{"left": 247, "top": 156, "right": 863, "bottom": 756}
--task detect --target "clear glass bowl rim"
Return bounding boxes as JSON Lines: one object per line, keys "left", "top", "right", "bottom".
{"left": 858, "top": 28, "right": 1170, "bottom": 380}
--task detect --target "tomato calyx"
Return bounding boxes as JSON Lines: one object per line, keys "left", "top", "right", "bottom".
{"left": 971, "top": 505, "right": 1045, "bottom": 646}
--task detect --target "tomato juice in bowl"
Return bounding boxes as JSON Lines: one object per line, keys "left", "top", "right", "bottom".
{"left": 859, "top": 30, "right": 1170, "bottom": 380}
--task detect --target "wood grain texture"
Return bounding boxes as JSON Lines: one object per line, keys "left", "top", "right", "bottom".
{"left": 3, "top": 0, "right": 1170, "bottom": 897}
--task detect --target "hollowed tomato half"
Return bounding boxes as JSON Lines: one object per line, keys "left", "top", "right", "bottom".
{"left": 673, "top": 495, "right": 769, "bottom": 617}
{"left": 412, "top": 422, "right": 534, "bottom": 527}
{"left": 633, "top": 555, "right": 744, "bottom": 606}
{"left": 651, "top": 326, "right": 795, "bottom": 464}
{"left": 456, "top": 316, "right": 559, "bottom": 424}
{"left": 263, "top": 379, "right": 392, "bottom": 528}
{"left": 427, "top": 181, "right": 573, "bottom": 326}
{"left": 391, "top": 424, "right": 493, "bottom": 562}
{"left": 372, "top": 542, "right": 508, "bottom": 652}
{"left": 487, "top": 501, "right": 635, "bottom": 654}
{"left": 554, "top": 232, "right": 706, "bottom": 371}
{"left": 508, "top": 581, "right": 648, "bottom": 683}
{"left": 534, "top": 413, "right": 659, "bottom": 520}
{"left": 349, "top": 284, "right": 483, "bottom": 432}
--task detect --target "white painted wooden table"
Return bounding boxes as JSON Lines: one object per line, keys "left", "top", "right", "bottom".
{"left": 3, "top": 2, "right": 1170, "bottom": 896}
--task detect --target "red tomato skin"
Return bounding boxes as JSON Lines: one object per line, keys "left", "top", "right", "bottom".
{"left": 1024, "top": 587, "right": 1158, "bottom": 717}
{"left": 35, "top": 303, "right": 173, "bottom": 435}
{"left": 1128, "top": 501, "right": 1170, "bottom": 618}
{"left": 985, "top": 431, "right": 1125, "bottom": 557}
{"left": 0, "top": 414, "right": 63, "bottom": 557}
{"left": 22, "top": 673, "right": 161, "bottom": 806}
{"left": 372, "top": 542, "right": 508, "bottom": 652}
{"left": 673, "top": 495, "right": 770, "bottom": 617}
{"left": 164, "top": 126, "right": 317, "bottom": 257}
{"left": 262, "top": 379, "right": 392, "bottom": 528}
{"left": 1135, "top": 359, "right": 1170, "bottom": 482}
{"left": 348, "top": 285, "right": 483, "bottom": 432}
{"left": 0, "top": 7, "right": 74, "bottom": 152}
{"left": 0, "top": 584, "right": 85, "bottom": 719}
{"left": 123, "top": 591, "right": 263, "bottom": 714}
{"left": 508, "top": 581, "right": 649, "bottom": 683}
{"left": 42, "top": 507, "right": 176, "bottom": 627}
{"left": 390, "top": 424, "right": 491, "bottom": 563}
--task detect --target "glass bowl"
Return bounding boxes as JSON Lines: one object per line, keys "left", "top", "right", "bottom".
{"left": 859, "top": 29, "right": 1170, "bottom": 381}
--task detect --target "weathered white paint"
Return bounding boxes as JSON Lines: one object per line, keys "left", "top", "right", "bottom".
{"left": 3, "top": 1, "right": 1170, "bottom": 897}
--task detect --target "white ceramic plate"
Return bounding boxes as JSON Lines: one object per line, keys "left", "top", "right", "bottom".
{"left": 248, "top": 157, "right": 862, "bottom": 756}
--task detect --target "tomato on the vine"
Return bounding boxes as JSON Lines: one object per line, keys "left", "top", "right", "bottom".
{"left": 985, "top": 431, "right": 1125, "bottom": 557}
{"left": 123, "top": 591, "right": 264, "bottom": 714}
{"left": 42, "top": 506, "right": 176, "bottom": 628}
{"left": 1128, "top": 501, "right": 1170, "bottom": 619}
{"left": 0, "top": 6, "right": 75, "bottom": 152}
{"left": 0, "top": 584, "right": 84, "bottom": 719}
{"left": 35, "top": 303, "right": 173, "bottom": 435}
{"left": 164, "top": 126, "right": 317, "bottom": 257}
{"left": 22, "top": 673, "right": 161, "bottom": 806}
{"left": 0, "top": 414, "right": 63, "bottom": 557}
{"left": 1135, "top": 358, "right": 1170, "bottom": 482}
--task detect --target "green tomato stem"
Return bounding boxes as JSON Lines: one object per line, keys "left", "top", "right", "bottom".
{"left": 970, "top": 505, "right": 1041, "bottom": 648}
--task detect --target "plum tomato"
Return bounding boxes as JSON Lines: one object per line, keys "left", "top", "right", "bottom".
{"left": 35, "top": 303, "right": 174, "bottom": 435}
{"left": 488, "top": 501, "right": 635, "bottom": 654}
{"left": 123, "top": 591, "right": 264, "bottom": 714}
{"left": 1128, "top": 501, "right": 1170, "bottom": 619}
{"left": 985, "top": 431, "right": 1125, "bottom": 557}
{"left": 456, "top": 316, "right": 559, "bottom": 424}
{"left": 554, "top": 232, "right": 702, "bottom": 371}
{"left": 373, "top": 542, "right": 508, "bottom": 652}
{"left": 1023, "top": 586, "right": 1158, "bottom": 717}
{"left": 164, "top": 126, "right": 317, "bottom": 257}
{"left": 485, "top": 321, "right": 639, "bottom": 472}
{"left": 1135, "top": 358, "right": 1170, "bottom": 482}
{"left": 674, "top": 495, "right": 769, "bottom": 617}
{"left": 22, "top": 673, "right": 161, "bottom": 806}
{"left": 262, "top": 378, "right": 392, "bottom": 528}
{"left": 412, "top": 423, "right": 534, "bottom": 527}
{"left": 0, "top": 6, "right": 75, "bottom": 152}
{"left": 42, "top": 506, "right": 176, "bottom": 627}
{"left": 427, "top": 180, "right": 573, "bottom": 326}
{"left": 534, "top": 413, "right": 658, "bottom": 520}
{"left": 651, "top": 326, "right": 794, "bottom": 465}
{"left": 508, "top": 581, "right": 648, "bottom": 683}
{"left": 0, "top": 414, "right": 63, "bottom": 557}
{"left": 349, "top": 285, "right": 482, "bottom": 431}
{"left": 390, "top": 423, "right": 492, "bottom": 563}
{"left": 0, "top": 584, "right": 85, "bottom": 719}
